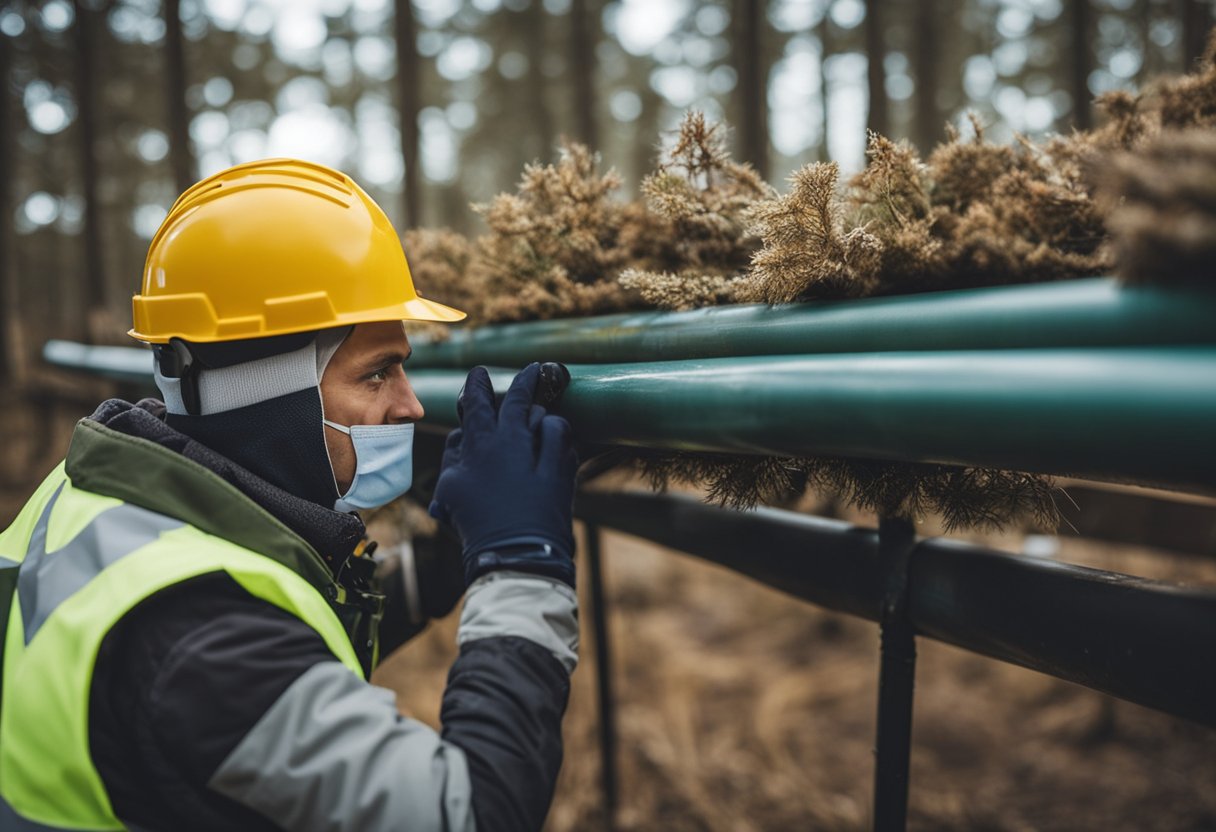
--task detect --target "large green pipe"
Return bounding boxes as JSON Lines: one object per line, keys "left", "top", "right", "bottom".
{"left": 407, "top": 347, "right": 1216, "bottom": 494}
{"left": 40, "top": 340, "right": 1216, "bottom": 493}
{"left": 409, "top": 279, "right": 1216, "bottom": 368}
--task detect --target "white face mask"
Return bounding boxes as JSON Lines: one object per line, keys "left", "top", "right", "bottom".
{"left": 323, "top": 420, "right": 415, "bottom": 512}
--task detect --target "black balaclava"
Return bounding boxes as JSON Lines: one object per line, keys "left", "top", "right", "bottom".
{"left": 154, "top": 327, "right": 351, "bottom": 509}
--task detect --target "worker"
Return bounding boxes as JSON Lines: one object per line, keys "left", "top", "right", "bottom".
{"left": 0, "top": 159, "right": 579, "bottom": 831}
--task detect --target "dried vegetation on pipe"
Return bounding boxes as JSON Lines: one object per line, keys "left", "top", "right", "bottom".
{"left": 404, "top": 40, "right": 1216, "bottom": 532}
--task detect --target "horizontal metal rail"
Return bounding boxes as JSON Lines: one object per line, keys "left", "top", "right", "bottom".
{"left": 409, "top": 279, "right": 1216, "bottom": 368}
{"left": 574, "top": 490, "right": 1216, "bottom": 728}
{"left": 406, "top": 348, "right": 1216, "bottom": 494}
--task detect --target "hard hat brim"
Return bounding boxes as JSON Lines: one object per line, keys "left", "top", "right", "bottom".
{"left": 394, "top": 295, "right": 468, "bottom": 324}
{"left": 128, "top": 294, "right": 467, "bottom": 344}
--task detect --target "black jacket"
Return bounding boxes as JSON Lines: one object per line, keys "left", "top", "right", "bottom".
{"left": 84, "top": 400, "right": 575, "bottom": 832}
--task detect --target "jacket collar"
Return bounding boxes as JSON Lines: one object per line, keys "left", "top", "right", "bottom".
{"left": 70, "top": 399, "right": 364, "bottom": 579}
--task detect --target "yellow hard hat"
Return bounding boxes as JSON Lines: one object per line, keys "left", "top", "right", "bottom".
{"left": 130, "top": 158, "right": 465, "bottom": 344}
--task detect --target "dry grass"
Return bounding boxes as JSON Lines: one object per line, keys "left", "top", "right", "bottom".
{"left": 376, "top": 519, "right": 1216, "bottom": 832}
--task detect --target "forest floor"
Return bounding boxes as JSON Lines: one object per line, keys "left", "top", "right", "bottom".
{"left": 4, "top": 388, "right": 1215, "bottom": 832}
{"left": 378, "top": 500, "right": 1216, "bottom": 832}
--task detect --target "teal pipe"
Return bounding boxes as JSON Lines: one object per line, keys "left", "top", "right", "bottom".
{"left": 409, "top": 279, "right": 1216, "bottom": 368}
{"left": 407, "top": 348, "right": 1216, "bottom": 495}
{"left": 40, "top": 339, "right": 1216, "bottom": 493}
{"left": 43, "top": 340, "right": 153, "bottom": 385}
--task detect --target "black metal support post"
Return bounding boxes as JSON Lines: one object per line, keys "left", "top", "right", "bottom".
{"left": 585, "top": 524, "right": 618, "bottom": 828}
{"left": 872, "top": 517, "right": 918, "bottom": 832}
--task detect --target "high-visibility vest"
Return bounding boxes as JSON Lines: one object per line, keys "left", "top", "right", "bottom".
{"left": 0, "top": 463, "right": 365, "bottom": 831}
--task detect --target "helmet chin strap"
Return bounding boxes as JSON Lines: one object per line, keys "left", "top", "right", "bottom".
{"left": 315, "top": 327, "right": 354, "bottom": 500}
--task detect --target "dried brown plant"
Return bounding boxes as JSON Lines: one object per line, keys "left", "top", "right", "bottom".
{"left": 629, "top": 112, "right": 775, "bottom": 306}
{"left": 851, "top": 132, "right": 933, "bottom": 225}
{"left": 1085, "top": 34, "right": 1216, "bottom": 287}
{"left": 641, "top": 112, "right": 773, "bottom": 263}
{"left": 941, "top": 166, "right": 1113, "bottom": 288}
{"left": 739, "top": 162, "right": 881, "bottom": 302}
{"left": 617, "top": 269, "right": 744, "bottom": 310}
{"left": 846, "top": 132, "right": 944, "bottom": 293}
{"left": 403, "top": 228, "right": 482, "bottom": 322}
{"left": 1155, "top": 31, "right": 1216, "bottom": 129}
{"left": 1099, "top": 128, "right": 1216, "bottom": 286}
{"left": 633, "top": 450, "right": 1060, "bottom": 533}
{"left": 926, "top": 115, "right": 1046, "bottom": 214}
{"left": 802, "top": 458, "right": 1060, "bottom": 533}
{"left": 925, "top": 117, "right": 1112, "bottom": 289}
{"left": 470, "top": 141, "right": 646, "bottom": 322}
{"left": 633, "top": 451, "right": 807, "bottom": 511}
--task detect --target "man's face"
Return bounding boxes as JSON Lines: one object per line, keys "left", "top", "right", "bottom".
{"left": 320, "top": 321, "right": 424, "bottom": 494}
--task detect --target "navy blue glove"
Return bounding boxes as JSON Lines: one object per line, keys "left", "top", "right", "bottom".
{"left": 428, "top": 364, "right": 578, "bottom": 587}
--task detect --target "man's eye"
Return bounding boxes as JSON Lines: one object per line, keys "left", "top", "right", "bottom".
{"left": 368, "top": 368, "right": 389, "bottom": 382}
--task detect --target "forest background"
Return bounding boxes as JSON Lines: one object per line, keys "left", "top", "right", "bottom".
{"left": 4, "top": 0, "right": 1214, "bottom": 374}
{"left": 3, "top": 1, "right": 1216, "bottom": 829}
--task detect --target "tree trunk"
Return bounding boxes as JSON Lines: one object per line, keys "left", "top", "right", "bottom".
{"left": 1182, "top": 0, "right": 1211, "bottom": 69}
{"left": 732, "top": 0, "right": 769, "bottom": 178}
{"left": 73, "top": 0, "right": 106, "bottom": 337}
{"left": 570, "top": 0, "right": 597, "bottom": 150}
{"left": 865, "top": 0, "right": 888, "bottom": 140}
{"left": 910, "top": 0, "right": 939, "bottom": 153}
{"left": 632, "top": 86, "right": 663, "bottom": 192}
{"left": 1139, "top": 0, "right": 1156, "bottom": 81}
{"left": 523, "top": 2, "right": 554, "bottom": 163}
{"left": 438, "top": 182, "right": 468, "bottom": 233}
{"left": 818, "top": 2, "right": 832, "bottom": 162}
{"left": 394, "top": 0, "right": 422, "bottom": 227}
{"left": 165, "top": 0, "right": 194, "bottom": 194}
{"left": 0, "top": 32, "right": 19, "bottom": 383}
{"left": 1070, "top": 0, "right": 1092, "bottom": 130}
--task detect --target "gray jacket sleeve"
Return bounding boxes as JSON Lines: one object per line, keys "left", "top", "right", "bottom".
{"left": 206, "top": 571, "right": 578, "bottom": 832}
{"left": 208, "top": 662, "right": 477, "bottom": 832}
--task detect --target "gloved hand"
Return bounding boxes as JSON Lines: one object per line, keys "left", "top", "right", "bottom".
{"left": 428, "top": 364, "right": 578, "bottom": 587}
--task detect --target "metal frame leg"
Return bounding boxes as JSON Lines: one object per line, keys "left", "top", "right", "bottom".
{"left": 873, "top": 517, "right": 918, "bottom": 832}
{"left": 585, "top": 524, "right": 618, "bottom": 829}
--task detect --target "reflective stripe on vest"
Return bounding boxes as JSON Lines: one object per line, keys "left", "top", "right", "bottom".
{"left": 0, "top": 474, "right": 363, "bottom": 830}
{"left": 18, "top": 485, "right": 184, "bottom": 644}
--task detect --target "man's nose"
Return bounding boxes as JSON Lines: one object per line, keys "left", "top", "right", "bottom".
{"left": 393, "top": 376, "right": 425, "bottom": 423}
